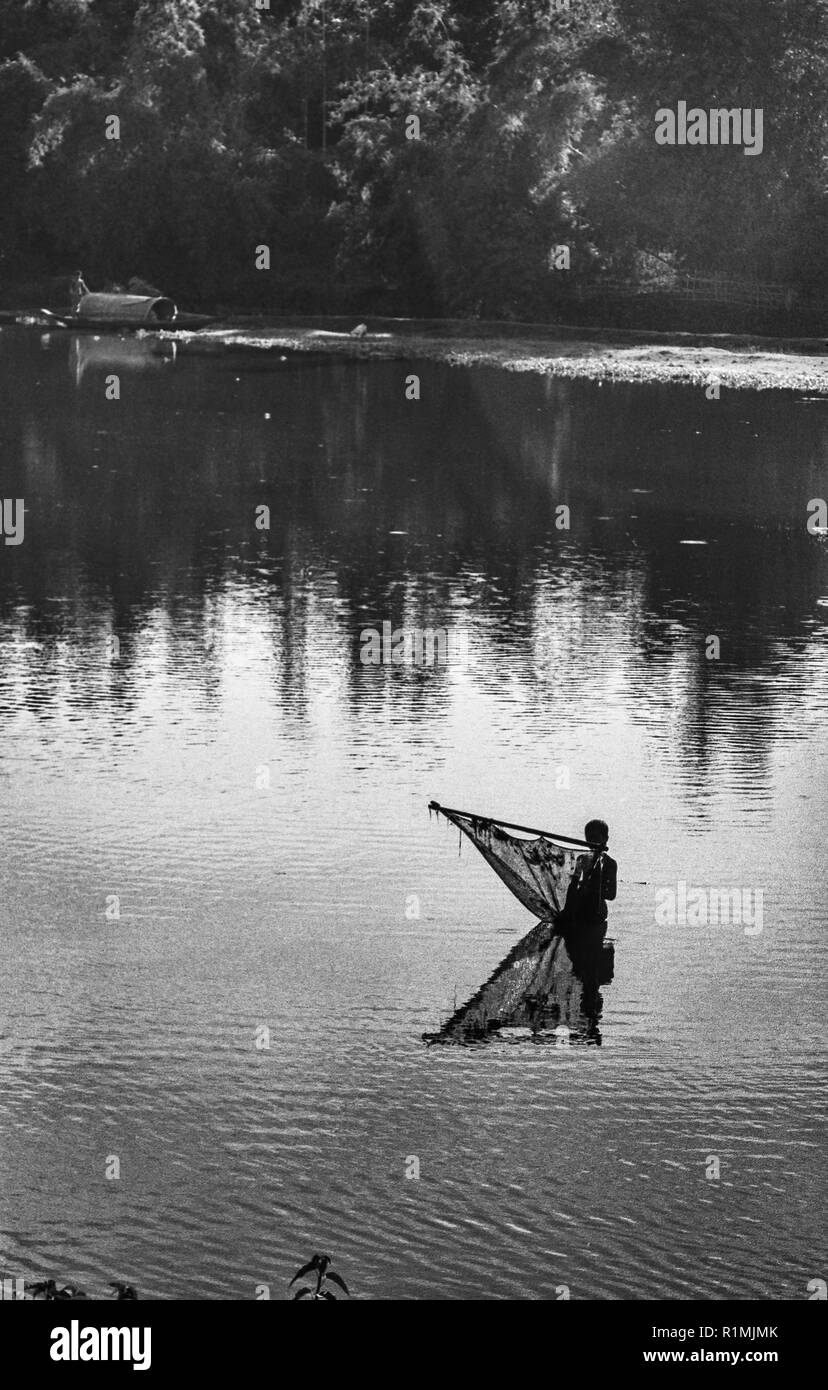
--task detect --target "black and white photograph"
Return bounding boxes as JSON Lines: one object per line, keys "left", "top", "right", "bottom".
{"left": 0, "top": 0, "right": 826, "bottom": 1352}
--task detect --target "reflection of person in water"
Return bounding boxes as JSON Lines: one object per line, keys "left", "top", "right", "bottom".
{"left": 561, "top": 930, "right": 614, "bottom": 1043}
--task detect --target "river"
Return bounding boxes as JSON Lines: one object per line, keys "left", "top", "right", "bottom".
{"left": 0, "top": 327, "right": 825, "bottom": 1299}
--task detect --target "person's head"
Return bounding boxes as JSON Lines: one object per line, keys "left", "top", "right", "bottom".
{"left": 584, "top": 818, "right": 609, "bottom": 849}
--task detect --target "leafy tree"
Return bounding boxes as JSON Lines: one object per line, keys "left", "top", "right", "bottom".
{"left": 0, "top": 0, "right": 825, "bottom": 312}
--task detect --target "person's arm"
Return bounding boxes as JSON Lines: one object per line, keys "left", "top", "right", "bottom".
{"left": 561, "top": 853, "right": 590, "bottom": 921}
{"left": 602, "top": 855, "right": 617, "bottom": 901}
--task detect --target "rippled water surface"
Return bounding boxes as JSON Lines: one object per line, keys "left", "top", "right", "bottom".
{"left": 1, "top": 329, "right": 826, "bottom": 1299}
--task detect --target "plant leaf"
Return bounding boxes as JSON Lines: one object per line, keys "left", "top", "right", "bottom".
{"left": 290, "top": 1259, "right": 318, "bottom": 1286}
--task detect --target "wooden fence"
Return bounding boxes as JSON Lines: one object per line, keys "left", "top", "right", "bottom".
{"left": 569, "top": 275, "right": 813, "bottom": 310}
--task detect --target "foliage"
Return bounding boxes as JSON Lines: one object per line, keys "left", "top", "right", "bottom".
{"left": 26, "top": 1277, "right": 137, "bottom": 1299}
{"left": 290, "top": 1252, "right": 350, "bottom": 1300}
{"left": 0, "top": 0, "right": 825, "bottom": 311}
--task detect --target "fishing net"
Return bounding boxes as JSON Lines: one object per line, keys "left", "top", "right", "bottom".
{"left": 432, "top": 806, "right": 594, "bottom": 920}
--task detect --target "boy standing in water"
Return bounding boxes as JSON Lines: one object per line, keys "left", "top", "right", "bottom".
{"left": 564, "top": 818, "right": 617, "bottom": 929}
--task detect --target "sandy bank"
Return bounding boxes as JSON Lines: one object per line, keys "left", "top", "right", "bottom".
{"left": 168, "top": 323, "right": 828, "bottom": 392}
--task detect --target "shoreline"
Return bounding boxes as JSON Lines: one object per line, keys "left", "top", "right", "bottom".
{"left": 165, "top": 320, "right": 828, "bottom": 392}
{"left": 5, "top": 308, "right": 826, "bottom": 390}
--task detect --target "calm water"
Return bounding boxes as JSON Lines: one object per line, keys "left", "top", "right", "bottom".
{"left": 0, "top": 328, "right": 826, "bottom": 1300}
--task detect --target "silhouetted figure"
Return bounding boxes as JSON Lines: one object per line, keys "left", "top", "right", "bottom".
{"left": 69, "top": 270, "right": 90, "bottom": 314}
{"left": 563, "top": 818, "right": 617, "bottom": 930}
{"left": 425, "top": 810, "right": 618, "bottom": 1046}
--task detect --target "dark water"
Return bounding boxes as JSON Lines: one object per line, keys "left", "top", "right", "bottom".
{"left": 0, "top": 328, "right": 826, "bottom": 1300}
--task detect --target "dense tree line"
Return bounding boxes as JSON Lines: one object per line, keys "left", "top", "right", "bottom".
{"left": 0, "top": 0, "right": 825, "bottom": 315}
